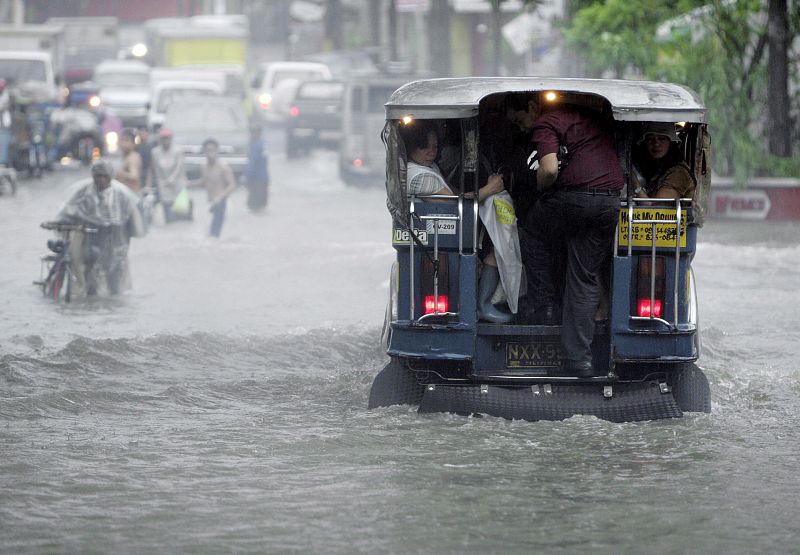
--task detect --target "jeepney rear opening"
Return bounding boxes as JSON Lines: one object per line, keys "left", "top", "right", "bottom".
{"left": 371, "top": 78, "right": 712, "bottom": 422}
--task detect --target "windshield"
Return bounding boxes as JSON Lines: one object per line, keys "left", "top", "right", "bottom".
{"left": 166, "top": 103, "right": 246, "bottom": 133}
{"left": 352, "top": 85, "right": 398, "bottom": 114}
{"left": 297, "top": 82, "right": 343, "bottom": 100}
{"left": 0, "top": 59, "right": 47, "bottom": 84}
{"left": 96, "top": 71, "right": 149, "bottom": 89}
{"left": 157, "top": 89, "right": 219, "bottom": 112}
{"left": 271, "top": 70, "right": 327, "bottom": 88}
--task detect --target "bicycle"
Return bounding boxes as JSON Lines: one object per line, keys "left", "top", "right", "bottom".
{"left": 34, "top": 221, "right": 98, "bottom": 302}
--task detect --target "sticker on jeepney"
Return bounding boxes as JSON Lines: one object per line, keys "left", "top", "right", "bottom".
{"left": 618, "top": 208, "right": 688, "bottom": 247}
{"left": 392, "top": 228, "right": 428, "bottom": 245}
{"left": 425, "top": 217, "right": 457, "bottom": 235}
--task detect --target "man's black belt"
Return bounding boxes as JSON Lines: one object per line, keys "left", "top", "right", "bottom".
{"left": 563, "top": 187, "right": 620, "bottom": 196}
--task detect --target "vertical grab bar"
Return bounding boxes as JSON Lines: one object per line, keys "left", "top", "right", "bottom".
{"left": 628, "top": 197, "right": 687, "bottom": 330}
{"left": 408, "top": 198, "right": 416, "bottom": 321}
{"left": 673, "top": 197, "right": 682, "bottom": 328}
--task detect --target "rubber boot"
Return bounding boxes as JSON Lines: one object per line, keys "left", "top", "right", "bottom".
{"left": 477, "top": 265, "right": 512, "bottom": 323}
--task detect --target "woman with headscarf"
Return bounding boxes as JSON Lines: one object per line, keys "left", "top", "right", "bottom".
{"left": 633, "top": 122, "right": 696, "bottom": 199}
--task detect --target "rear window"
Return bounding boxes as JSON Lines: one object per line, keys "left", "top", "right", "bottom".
{"left": 166, "top": 103, "right": 246, "bottom": 132}
{"left": 297, "top": 82, "right": 343, "bottom": 100}
{"left": 96, "top": 70, "right": 149, "bottom": 88}
{"left": 271, "top": 70, "right": 327, "bottom": 87}
{"left": 157, "top": 89, "right": 219, "bottom": 112}
{"left": 351, "top": 85, "right": 397, "bottom": 113}
{"left": 368, "top": 86, "right": 396, "bottom": 113}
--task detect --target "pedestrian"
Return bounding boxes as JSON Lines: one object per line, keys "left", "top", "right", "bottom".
{"left": 507, "top": 95, "right": 623, "bottom": 377}
{"left": 188, "top": 138, "right": 237, "bottom": 238}
{"left": 115, "top": 128, "right": 143, "bottom": 194}
{"left": 245, "top": 123, "right": 269, "bottom": 212}
{"left": 151, "top": 127, "right": 190, "bottom": 222}
{"left": 135, "top": 125, "right": 155, "bottom": 186}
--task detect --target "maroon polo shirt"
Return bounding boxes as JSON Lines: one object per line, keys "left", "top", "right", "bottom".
{"left": 532, "top": 108, "right": 623, "bottom": 190}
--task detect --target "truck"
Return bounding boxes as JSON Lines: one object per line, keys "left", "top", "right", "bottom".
{"left": 45, "top": 17, "right": 120, "bottom": 85}
{"left": 144, "top": 15, "right": 248, "bottom": 69}
{"left": 0, "top": 24, "right": 63, "bottom": 97}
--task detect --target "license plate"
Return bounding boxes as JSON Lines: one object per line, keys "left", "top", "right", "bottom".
{"left": 506, "top": 342, "right": 562, "bottom": 368}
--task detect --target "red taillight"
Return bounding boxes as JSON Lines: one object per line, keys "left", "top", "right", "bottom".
{"left": 289, "top": 106, "right": 299, "bottom": 117}
{"left": 637, "top": 298, "right": 662, "bottom": 318}
{"left": 424, "top": 295, "right": 449, "bottom": 315}
{"left": 420, "top": 252, "right": 451, "bottom": 316}
{"left": 353, "top": 158, "right": 363, "bottom": 168}
{"left": 635, "top": 255, "right": 665, "bottom": 318}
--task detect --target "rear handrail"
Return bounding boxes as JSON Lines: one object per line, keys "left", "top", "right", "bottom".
{"left": 407, "top": 194, "right": 467, "bottom": 323}
{"left": 625, "top": 197, "right": 692, "bottom": 330}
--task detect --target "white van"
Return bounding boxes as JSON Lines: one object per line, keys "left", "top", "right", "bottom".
{"left": 253, "top": 61, "right": 331, "bottom": 123}
{"left": 147, "top": 80, "right": 223, "bottom": 131}
{"left": 339, "top": 75, "right": 411, "bottom": 186}
{"left": 95, "top": 60, "right": 151, "bottom": 127}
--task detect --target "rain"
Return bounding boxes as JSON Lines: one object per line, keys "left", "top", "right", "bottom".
{"left": 1, "top": 1, "right": 799, "bottom": 553}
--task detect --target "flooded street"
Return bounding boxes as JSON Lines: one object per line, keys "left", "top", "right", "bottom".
{"left": 1, "top": 146, "right": 799, "bottom": 553}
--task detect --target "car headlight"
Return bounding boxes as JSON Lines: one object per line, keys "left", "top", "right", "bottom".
{"left": 105, "top": 131, "right": 118, "bottom": 153}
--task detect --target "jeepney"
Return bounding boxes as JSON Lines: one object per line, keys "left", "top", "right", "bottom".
{"left": 369, "top": 77, "right": 712, "bottom": 422}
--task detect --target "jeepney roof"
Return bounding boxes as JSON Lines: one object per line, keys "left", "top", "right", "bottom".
{"left": 385, "top": 77, "right": 707, "bottom": 123}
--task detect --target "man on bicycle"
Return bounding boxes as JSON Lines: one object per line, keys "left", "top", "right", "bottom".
{"left": 57, "top": 159, "right": 144, "bottom": 296}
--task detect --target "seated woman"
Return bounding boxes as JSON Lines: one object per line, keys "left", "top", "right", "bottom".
{"left": 633, "top": 122, "right": 696, "bottom": 199}
{"left": 401, "top": 120, "right": 511, "bottom": 323}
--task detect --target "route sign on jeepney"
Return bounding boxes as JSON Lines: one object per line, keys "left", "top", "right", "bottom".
{"left": 618, "top": 208, "right": 688, "bottom": 247}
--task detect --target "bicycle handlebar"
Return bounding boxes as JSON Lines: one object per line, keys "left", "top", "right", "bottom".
{"left": 40, "top": 221, "right": 99, "bottom": 233}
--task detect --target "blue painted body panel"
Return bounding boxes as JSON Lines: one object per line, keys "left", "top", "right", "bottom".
{"left": 388, "top": 203, "right": 700, "bottom": 377}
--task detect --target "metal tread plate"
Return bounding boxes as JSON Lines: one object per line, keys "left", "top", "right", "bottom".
{"left": 418, "top": 382, "right": 682, "bottom": 422}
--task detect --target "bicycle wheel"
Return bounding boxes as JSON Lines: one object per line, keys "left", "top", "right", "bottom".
{"left": 63, "top": 264, "right": 72, "bottom": 302}
{"left": 51, "top": 259, "right": 67, "bottom": 302}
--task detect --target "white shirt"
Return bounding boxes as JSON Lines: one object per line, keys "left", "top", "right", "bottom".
{"left": 407, "top": 161, "right": 452, "bottom": 196}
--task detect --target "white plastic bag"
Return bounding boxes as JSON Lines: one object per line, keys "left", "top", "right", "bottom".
{"left": 478, "top": 191, "right": 523, "bottom": 313}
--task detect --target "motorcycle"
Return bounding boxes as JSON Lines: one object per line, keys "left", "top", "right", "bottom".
{"left": 51, "top": 106, "right": 103, "bottom": 165}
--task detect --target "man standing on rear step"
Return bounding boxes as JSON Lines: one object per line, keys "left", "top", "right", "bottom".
{"left": 188, "top": 138, "right": 237, "bottom": 238}
{"left": 507, "top": 94, "right": 623, "bottom": 377}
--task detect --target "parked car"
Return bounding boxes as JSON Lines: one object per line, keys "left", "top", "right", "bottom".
{"left": 286, "top": 79, "right": 344, "bottom": 158}
{"left": 147, "top": 80, "right": 223, "bottom": 131}
{"left": 94, "top": 59, "right": 151, "bottom": 127}
{"left": 252, "top": 61, "right": 332, "bottom": 123}
{"left": 162, "top": 97, "right": 249, "bottom": 178}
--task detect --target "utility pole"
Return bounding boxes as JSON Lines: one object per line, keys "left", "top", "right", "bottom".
{"left": 490, "top": 0, "right": 502, "bottom": 75}
{"left": 429, "top": 0, "right": 451, "bottom": 77}
{"left": 388, "top": 0, "right": 398, "bottom": 61}
{"left": 368, "top": 0, "right": 381, "bottom": 50}
{"left": 324, "top": 0, "right": 343, "bottom": 51}
{"left": 767, "top": 0, "right": 790, "bottom": 157}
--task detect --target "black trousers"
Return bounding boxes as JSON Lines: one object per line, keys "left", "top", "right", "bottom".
{"left": 522, "top": 189, "right": 619, "bottom": 365}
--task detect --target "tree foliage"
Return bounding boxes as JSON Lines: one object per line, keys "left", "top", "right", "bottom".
{"left": 563, "top": 0, "right": 800, "bottom": 180}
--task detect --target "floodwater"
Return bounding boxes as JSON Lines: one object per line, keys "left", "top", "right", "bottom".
{"left": 2, "top": 149, "right": 799, "bottom": 553}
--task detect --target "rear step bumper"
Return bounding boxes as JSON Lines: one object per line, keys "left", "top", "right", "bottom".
{"left": 418, "top": 382, "right": 682, "bottom": 422}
